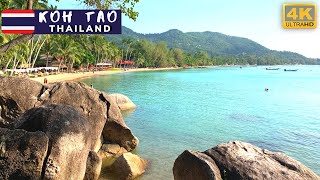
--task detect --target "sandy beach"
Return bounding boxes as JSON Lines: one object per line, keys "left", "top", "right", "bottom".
{"left": 31, "top": 67, "right": 181, "bottom": 83}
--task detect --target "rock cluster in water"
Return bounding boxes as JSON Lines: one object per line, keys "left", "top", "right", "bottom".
{"left": 0, "top": 77, "right": 146, "bottom": 180}
{"left": 173, "top": 141, "right": 320, "bottom": 180}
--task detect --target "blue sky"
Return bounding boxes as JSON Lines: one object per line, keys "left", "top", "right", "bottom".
{"left": 49, "top": 0, "right": 319, "bottom": 58}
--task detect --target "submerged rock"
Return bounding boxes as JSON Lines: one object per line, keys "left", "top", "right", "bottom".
{"left": 0, "top": 128, "right": 49, "bottom": 180}
{"left": 173, "top": 150, "right": 221, "bottom": 180}
{"left": 174, "top": 141, "right": 320, "bottom": 180}
{"left": 107, "top": 93, "right": 136, "bottom": 111}
{"left": 110, "top": 152, "right": 148, "bottom": 180}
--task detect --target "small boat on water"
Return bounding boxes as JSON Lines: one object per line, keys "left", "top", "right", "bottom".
{"left": 196, "top": 66, "right": 207, "bottom": 69}
{"left": 266, "top": 68, "right": 280, "bottom": 70}
{"left": 284, "top": 69, "right": 298, "bottom": 72}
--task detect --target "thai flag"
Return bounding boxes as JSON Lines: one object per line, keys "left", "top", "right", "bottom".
{"left": 1, "top": 10, "right": 35, "bottom": 34}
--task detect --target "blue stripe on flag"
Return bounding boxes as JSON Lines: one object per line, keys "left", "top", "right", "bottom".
{"left": 2, "top": 17, "right": 35, "bottom": 26}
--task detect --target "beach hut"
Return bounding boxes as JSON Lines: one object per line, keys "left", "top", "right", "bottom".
{"left": 96, "top": 63, "right": 113, "bottom": 70}
{"left": 117, "top": 60, "right": 134, "bottom": 68}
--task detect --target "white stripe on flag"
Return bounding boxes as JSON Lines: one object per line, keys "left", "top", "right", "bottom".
{"left": 2, "top": 13, "right": 35, "bottom": 18}
{"left": 2, "top": 26, "right": 35, "bottom": 30}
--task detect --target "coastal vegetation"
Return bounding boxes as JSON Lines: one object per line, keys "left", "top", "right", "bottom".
{"left": 2, "top": 32, "right": 320, "bottom": 72}
{"left": 1, "top": 0, "right": 319, "bottom": 73}
{"left": 2, "top": 31, "right": 320, "bottom": 72}
{"left": 108, "top": 27, "right": 320, "bottom": 66}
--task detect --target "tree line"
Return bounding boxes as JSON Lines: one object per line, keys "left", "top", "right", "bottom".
{"left": 1, "top": 0, "right": 319, "bottom": 72}
{"left": 1, "top": 34, "right": 320, "bottom": 72}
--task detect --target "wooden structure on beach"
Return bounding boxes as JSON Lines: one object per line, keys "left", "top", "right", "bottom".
{"left": 117, "top": 60, "right": 134, "bottom": 68}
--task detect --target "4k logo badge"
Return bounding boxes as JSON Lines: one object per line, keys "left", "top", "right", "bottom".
{"left": 283, "top": 3, "right": 317, "bottom": 29}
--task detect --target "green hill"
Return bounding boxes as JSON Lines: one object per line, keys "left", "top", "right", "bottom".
{"left": 106, "top": 27, "right": 318, "bottom": 65}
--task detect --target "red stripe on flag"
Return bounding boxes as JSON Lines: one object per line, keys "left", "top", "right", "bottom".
{"left": 2, "top": 10, "right": 34, "bottom": 14}
{"left": 2, "top": 30, "right": 34, "bottom": 34}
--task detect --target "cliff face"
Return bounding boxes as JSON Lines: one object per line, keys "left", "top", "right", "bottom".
{"left": 173, "top": 141, "right": 320, "bottom": 180}
{"left": 0, "top": 77, "right": 141, "bottom": 179}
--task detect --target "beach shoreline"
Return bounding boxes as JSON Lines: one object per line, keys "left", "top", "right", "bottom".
{"left": 31, "top": 67, "right": 182, "bottom": 83}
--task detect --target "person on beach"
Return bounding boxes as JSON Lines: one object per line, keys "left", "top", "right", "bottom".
{"left": 44, "top": 78, "right": 48, "bottom": 84}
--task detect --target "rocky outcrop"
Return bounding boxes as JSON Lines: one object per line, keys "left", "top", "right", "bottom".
{"left": 98, "top": 144, "right": 128, "bottom": 159}
{"left": 0, "top": 77, "right": 43, "bottom": 127}
{"left": 0, "top": 77, "right": 138, "bottom": 152}
{"left": 107, "top": 94, "right": 136, "bottom": 111}
{"left": 110, "top": 152, "right": 148, "bottom": 180}
{"left": 0, "top": 77, "right": 141, "bottom": 179}
{"left": 84, "top": 151, "right": 102, "bottom": 180}
{"left": 0, "top": 128, "right": 49, "bottom": 179}
{"left": 174, "top": 141, "right": 320, "bottom": 180}
{"left": 36, "top": 81, "right": 109, "bottom": 152}
{"left": 102, "top": 93, "right": 139, "bottom": 151}
{"left": 173, "top": 150, "right": 221, "bottom": 180}
{"left": 16, "top": 104, "right": 91, "bottom": 180}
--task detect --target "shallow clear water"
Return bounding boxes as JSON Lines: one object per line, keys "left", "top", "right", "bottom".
{"left": 82, "top": 66, "right": 320, "bottom": 179}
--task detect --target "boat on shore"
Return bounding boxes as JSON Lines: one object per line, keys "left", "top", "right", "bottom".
{"left": 284, "top": 69, "right": 298, "bottom": 72}
{"left": 266, "top": 68, "right": 280, "bottom": 70}
{"left": 183, "top": 65, "right": 193, "bottom": 69}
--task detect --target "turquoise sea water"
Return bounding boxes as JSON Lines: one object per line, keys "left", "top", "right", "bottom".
{"left": 82, "top": 66, "right": 320, "bottom": 179}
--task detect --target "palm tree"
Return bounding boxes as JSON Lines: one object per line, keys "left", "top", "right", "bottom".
{"left": 54, "top": 35, "right": 82, "bottom": 72}
{"left": 121, "top": 38, "right": 133, "bottom": 60}
{"left": 42, "top": 35, "right": 56, "bottom": 67}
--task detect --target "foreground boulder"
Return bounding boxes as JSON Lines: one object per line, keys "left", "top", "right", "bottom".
{"left": 0, "top": 77, "right": 138, "bottom": 152}
{"left": 0, "top": 77, "right": 44, "bottom": 127}
{"left": 110, "top": 152, "right": 148, "bottom": 180}
{"left": 0, "top": 128, "right": 49, "bottom": 179}
{"left": 107, "top": 94, "right": 136, "bottom": 111}
{"left": 174, "top": 141, "right": 320, "bottom": 180}
{"left": 173, "top": 150, "right": 221, "bottom": 180}
{"left": 15, "top": 104, "right": 91, "bottom": 180}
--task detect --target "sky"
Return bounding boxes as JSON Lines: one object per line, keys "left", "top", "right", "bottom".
{"left": 49, "top": 0, "right": 320, "bottom": 58}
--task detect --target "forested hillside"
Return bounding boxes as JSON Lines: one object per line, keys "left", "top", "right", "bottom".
{"left": 106, "top": 27, "right": 319, "bottom": 65}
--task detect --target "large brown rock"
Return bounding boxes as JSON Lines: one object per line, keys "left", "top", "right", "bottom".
{"left": 107, "top": 94, "right": 136, "bottom": 111}
{"left": 15, "top": 104, "right": 91, "bottom": 180}
{"left": 173, "top": 150, "right": 221, "bottom": 180}
{"left": 0, "top": 77, "right": 138, "bottom": 152}
{"left": 36, "top": 81, "right": 108, "bottom": 152}
{"left": 84, "top": 151, "right": 102, "bottom": 180}
{"left": 0, "top": 128, "right": 49, "bottom": 180}
{"left": 0, "top": 77, "right": 43, "bottom": 127}
{"left": 203, "top": 141, "right": 320, "bottom": 180}
{"left": 110, "top": 152, "right": 148, "bottom": 180}
{"left": 102, "top": 93, "right": 139, "bottom": 151}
